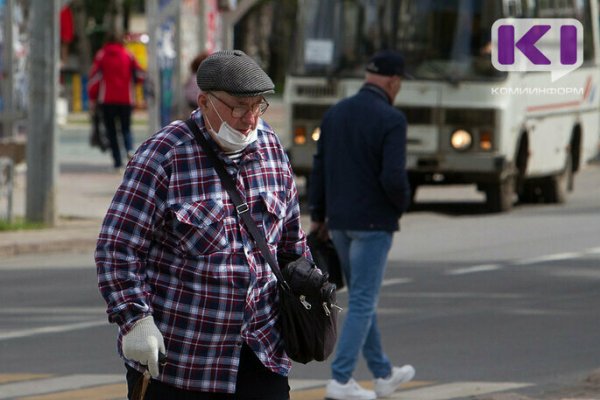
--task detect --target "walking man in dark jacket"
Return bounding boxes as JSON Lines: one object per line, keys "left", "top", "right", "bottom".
{"left": 309, "top": 50, "right": 414, "bottom": 400}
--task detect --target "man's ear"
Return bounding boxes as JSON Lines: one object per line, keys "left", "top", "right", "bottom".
{"left": 198, "top": 93, "right": 208, "bottom": 111}
{"left": 389, "top": 76, "right": 401, "bottom": 94}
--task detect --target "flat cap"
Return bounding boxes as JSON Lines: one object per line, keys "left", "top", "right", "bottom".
{"left": 366, "top": 50, "right": 409, "bottom": 77}
{"left": 196, "top": 50, "right": 275, "bottom": 97}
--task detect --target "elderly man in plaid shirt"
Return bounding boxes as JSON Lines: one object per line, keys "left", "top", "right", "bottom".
{"left": 96, "top": 50, "right": 310, "bottom": 400}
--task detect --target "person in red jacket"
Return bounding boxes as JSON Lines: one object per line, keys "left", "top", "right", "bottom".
{"left": 88, "top": 33, "right": 146, "bottom": 170}
{"left": 60, "top": 4, "right": 74, "bottom": 65}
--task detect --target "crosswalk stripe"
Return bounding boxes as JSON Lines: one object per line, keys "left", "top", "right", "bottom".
{"left": 0, "top": 375, "right": 532, "bottom": 400}
{"left": 0, "top": 375, "right": 123, "bottom": 399}
{"left": 17, "top": 383, "right": 126, "bottom": 400}
{"left": 0, "top": 374, "right": 52, "bottom": 384}
{"left": 386, "top": 381, "right": 532, "bottom": 400}
{"left": 290, "top": 380, "right": 435, "bottom": 400}
{"left": 289, "top": 379, "right": 328, "bottom": 391}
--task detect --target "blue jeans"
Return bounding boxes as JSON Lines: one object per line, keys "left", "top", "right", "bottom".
{"left": 330, "top": 230, "right": 393, "bottom": 383}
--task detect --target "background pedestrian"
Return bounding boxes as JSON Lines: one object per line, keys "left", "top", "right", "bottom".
{"left": 183, "top": 52, "right": 209, "bottom": 113}
{"left": 88, "top": 32, "right": 146, "bottom": 171}
{"left": 309, "top": 49, "right": 415, "bottom": 400}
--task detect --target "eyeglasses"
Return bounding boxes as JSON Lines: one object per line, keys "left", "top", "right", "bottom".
{"left": 209, "top": 93, "right": 269, "bottom": 118}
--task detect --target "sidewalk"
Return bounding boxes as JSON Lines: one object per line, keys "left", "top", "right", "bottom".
{"left": 0, "top": 142, "right": 124, "bottom": 258}
{"left": 0, "top": 98, "right": 292, "bottom": 258}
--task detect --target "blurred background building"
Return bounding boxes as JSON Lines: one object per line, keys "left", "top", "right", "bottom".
{"left": 0, "top": 0, "right": 297, "bottom": 154}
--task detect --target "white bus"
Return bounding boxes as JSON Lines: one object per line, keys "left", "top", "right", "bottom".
{"left": 284, "top": 0, "right": 600, "bottom": 212}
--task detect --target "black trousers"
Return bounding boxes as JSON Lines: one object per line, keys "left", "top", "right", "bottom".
{"left": 125, "top": 344, "right": 290, "bottom": 400}
{"left": 101, "top": 104, "right": 133, "bottom": 168}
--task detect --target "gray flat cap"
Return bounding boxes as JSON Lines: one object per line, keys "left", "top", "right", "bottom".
{"left": 196, "top": 50, "right": 275, "bottom": 97}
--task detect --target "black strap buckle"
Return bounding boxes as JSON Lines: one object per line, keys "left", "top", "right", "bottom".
{"left": 236, "top": 203, "right": 249, "bottom": 215}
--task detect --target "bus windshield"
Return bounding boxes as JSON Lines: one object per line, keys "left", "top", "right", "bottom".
{"left": 291, "top": 0, "right": 506, "bottom": 82}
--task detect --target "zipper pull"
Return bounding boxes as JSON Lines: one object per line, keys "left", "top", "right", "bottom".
{"left": 322, "top": 302, "right": 331, "bottom": 316}
{"left": 299, "top": 295, "right": 312, "bottom": 310}
{"left": 331, "top": 303, "right": 343, "bottom": 312}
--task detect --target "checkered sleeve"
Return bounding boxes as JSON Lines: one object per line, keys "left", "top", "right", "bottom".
{"left": 95, "top": 139, "right": 171, "bottom": 334}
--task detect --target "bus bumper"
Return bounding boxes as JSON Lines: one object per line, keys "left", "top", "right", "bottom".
{"left": 407, "top": 153, "right": 511, "bottom": 184}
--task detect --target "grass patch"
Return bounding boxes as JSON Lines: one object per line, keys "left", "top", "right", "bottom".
{"left": 0, "top": 217, "right": 46, "bottom": 231}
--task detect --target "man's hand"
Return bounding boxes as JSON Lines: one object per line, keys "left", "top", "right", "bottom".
{"left": 122, "top": 316, "right": 166, "bottom": 378}
{"left": 310, "top": 221, "right": 330, "bottom": 242}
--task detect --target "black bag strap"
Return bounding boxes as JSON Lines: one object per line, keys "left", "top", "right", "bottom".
{"left": 184, "top": 118, "right": 290, "bottom": 290}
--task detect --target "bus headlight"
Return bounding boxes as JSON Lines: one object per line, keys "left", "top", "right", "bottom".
{"left": 311, "top": 127, "right": 321, "bottom": 142}
{"left": 450, "top": 129, "right": 473, "bottom": 151}
{"left": 294, "top": 126, "right": 307, "bottom": 145}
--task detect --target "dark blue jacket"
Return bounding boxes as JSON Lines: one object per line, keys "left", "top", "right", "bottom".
{"left": 309, "top": 83, "right": 410, "bottom": 231}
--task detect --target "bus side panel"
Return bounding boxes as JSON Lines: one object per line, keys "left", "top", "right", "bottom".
{"left": 525, "top": 114, "right": 573, "bottom": 176}
{"left": 520, "top": 70, "right": 599, "bottom": 177}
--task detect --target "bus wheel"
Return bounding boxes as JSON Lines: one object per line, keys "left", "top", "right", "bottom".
{"left": 542, "top": 152, "right": 573, "bottom": 204}
{"left": 485, "top": 176, "right": 515, "bottom": 212}
{"left": 518, "top": 180, "right": 541, "bottom": 203}
{"left": 410, "top": 185, "right": 418, "bottom": 203}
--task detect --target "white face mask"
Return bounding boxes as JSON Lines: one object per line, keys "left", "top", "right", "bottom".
{"left": 206, "top": 96, "right": 257, "bottom": 152}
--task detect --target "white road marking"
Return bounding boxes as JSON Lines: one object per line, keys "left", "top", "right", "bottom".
{"left": 387, "top": 381, "right": 532, "bottom": 400}
{"left": 383, "top": 292, "right": 524, "bottom": 299}
{"left": 583, "top": 246, "right": 600, "bottom": 255}
{"left": 513, "top": 252, "right": 582, "bottom": 265}
{"left": 0, "top": 374, "right": 123, "bottom": 399}
{"left": 336, "top": 278, "right": 411, "bottom": 294}
{"left": 382, "top": 278, "right": 413, "bottom": 287}
{"left": 446, "top": 264, "right": 502, "bottom": 275}
{"left": 446, "top": 246, "right": 599, "bottom": 276}
{"left": 0, "top": 320, "right": 107, "bottom": 341}
{"left": 0, "top": 376, "right": 534, "bottom": 400}
{"left": 289, "top": 379, "right": 328, "bottom": 391}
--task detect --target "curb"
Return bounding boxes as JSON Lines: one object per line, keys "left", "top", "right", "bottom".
{"left": 0, "top": 238, "right": 97, "bottom": 258}
{"left": 0, "top": 219, "right": 101, "bottom": 258}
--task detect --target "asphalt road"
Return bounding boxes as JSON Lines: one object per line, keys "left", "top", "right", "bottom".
{"left": 1, "top": 163, "right": 599, "bottom": 399}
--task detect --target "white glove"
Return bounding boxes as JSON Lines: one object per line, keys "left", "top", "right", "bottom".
{"left": 122, "top": 316, "right": 166, "bottom": 378}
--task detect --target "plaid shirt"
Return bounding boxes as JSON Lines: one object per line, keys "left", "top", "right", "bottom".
{"left": 95, "top": 110, "right": 309, "bottom": 393}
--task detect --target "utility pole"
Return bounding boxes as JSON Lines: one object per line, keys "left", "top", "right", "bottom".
{"left": 1, "top": 0, "right": 15, "bottom": 141}
{"left": 26, "top": 0, "right": 59, "bottom": 225}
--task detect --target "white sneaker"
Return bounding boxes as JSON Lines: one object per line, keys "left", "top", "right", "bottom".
{"left": 325, "top": 378, "right": 377, "bottom": 400}
{"left": 374, "top": 365, "right": 415, "bottom": 398}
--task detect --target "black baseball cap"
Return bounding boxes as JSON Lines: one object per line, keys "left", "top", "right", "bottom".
{"left": 365, "top": 50, "right": 409, "bottom": 78}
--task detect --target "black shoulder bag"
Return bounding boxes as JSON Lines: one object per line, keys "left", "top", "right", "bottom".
{"left": 307, "top": 232, "right": 345, "bottom": 290}
{"left": 184, "top": 119, "right": 339, "bottom": 364}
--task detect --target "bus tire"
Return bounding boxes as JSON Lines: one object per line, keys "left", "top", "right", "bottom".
{"left": 410, "top": 184, "right": 418, "bottom": 204}
{"left": 408, "top": 176, "right": 419, "bottom": 206}
{"left": 519, "top": 180, "right": 541, "bottom": 203}
{"left": 515, "top": 133, "right": 529, "bottom": 201}
{"left": 542, "top": 152, "right": 573, "bottom": 204}
{"left": 485, "top": 176, "right": 515, "bottom": 212}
